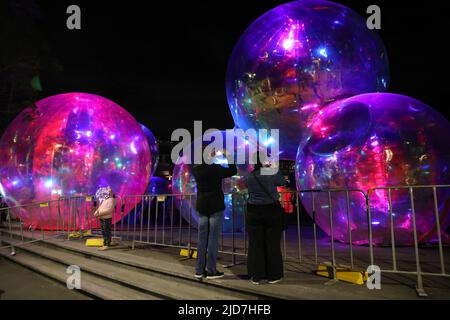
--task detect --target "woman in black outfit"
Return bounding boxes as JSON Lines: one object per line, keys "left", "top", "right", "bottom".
{"left": 245, "top": 155, "right": 287, "bottom": 284}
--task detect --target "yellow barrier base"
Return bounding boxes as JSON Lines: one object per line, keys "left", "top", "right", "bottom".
{"left": 69, "top": 230, "right": 93, "bottom": 239}
{"left": 180, "top": 249, "right": 197, "bottom": 259}
{"left": 85, "top": 238, "right": 104, "bottom": 247}
{"left": 315, "top": 263, "right": 368, "bottom": 285}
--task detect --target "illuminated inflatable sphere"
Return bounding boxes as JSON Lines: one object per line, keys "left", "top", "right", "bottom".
{"left": 172, "top": 130, "right": 260, "bottom": 233}
{"left": 0, "top": 93, "right": 152, "bottom": 229}
{"left": 140, "top": 124, "right": 159, "bottom": 177}
{"left": 226, "top": 0, "right": 389, "bottom": 159}
{"left": 124, "top": 176, "right": 172, "bottom": 227}
{"left": 295, "top": 93, "right": 450, "bottom": 245}
{"left": 147, "top": 176, "right": 171, "bottom": 195}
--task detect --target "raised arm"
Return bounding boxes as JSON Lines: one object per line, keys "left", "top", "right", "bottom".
{"left": 218, "top": 163, "right": 237, "bottom": 179}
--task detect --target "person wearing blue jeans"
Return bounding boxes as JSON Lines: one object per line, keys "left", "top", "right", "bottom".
{"left": 192, "top": 153, "right": 237, "bottom": 280}
{"left": 195, "top": 210, "right": 224, "bottom": 278}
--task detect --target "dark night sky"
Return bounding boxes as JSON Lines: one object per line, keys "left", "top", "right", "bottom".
{"left": 21, "top": 0, "right": 450, "bottom": 140}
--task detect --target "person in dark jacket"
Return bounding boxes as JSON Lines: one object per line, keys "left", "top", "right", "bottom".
{"left": 245, "top": 153, "right": 286, "bottom": 284}
{"left": 192, "top": 150, "right": 237, "bottom": 280}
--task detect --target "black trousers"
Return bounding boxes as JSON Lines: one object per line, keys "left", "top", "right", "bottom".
{"left": 246, "top": 203, "right": 283, "bottom": 281}
{"left": 100, "top": 218, "right": 112, "bottom": 246}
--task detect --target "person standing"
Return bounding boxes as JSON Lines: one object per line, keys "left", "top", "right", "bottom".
{"left": 192, "top": 150, "right": 237, "bottom": 280}
{"left": 245, "top": 154, "right": 286, "bottom": 284}
{"left": 94, "top": 188, "right": 117, "bottom": 251}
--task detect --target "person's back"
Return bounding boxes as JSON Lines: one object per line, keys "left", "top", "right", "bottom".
{"left": 191, "top": 161, "right": 237, "bottom": 279}
{"left": 192, "top": 163, "right": 237, "bottom": 214}
{"left": 96, "top": 197, "right": 117, "bottom": 219}
{"left": 245, "top": 169, "right": 286, "bottom": 205}
{"left": 244, "top": 161, "right": 287, "bottom": 285}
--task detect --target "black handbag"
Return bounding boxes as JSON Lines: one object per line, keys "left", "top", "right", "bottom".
{"left": 251, "top": 172, "right": 288, "bottom": 231}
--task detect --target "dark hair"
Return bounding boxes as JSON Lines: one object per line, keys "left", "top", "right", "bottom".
{"left": 252, "top": 152, "right": 266, "bottom": 172}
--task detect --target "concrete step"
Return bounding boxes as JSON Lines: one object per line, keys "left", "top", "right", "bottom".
{"left": 0, "top": 229, "right": 276, "bottom": 299}
{"left": 0, "top": 245, "right": 160, "bottom": 300}
{"left": 0, "top": 235, "right": 257, "bottom": 300}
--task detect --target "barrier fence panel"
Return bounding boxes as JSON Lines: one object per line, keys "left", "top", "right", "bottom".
{"left": 0, "top": 195, "right": 96, "bottom": 253}
{"left": 1, "top": 185, "right": 449, "bottom": 297}
{"left": 366, "top": 185, "right": 450, "bottom": 297}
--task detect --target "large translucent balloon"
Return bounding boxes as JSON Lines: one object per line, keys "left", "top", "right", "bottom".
{"left": 227, "top": 0, "right": 389, "bottom": 160}
{"left": 295, "top": 93, "right": 450, "bottom": 245}
{"left": 172, "top": 130, "right": 260, "bottom": 233}
{"left": 0, "top": 93, "right": 152, "bottom": 229}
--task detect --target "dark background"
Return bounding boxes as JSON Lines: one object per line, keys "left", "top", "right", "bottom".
{"left": 0, "top": 0, "right": 448, "bottom": 140}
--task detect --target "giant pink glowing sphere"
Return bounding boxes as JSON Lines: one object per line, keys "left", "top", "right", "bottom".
{"left": 295, "top": 93, "right": 450, "bottom": 245}
{"left": 0, "top": 93, "right": 152, "bottom": 229}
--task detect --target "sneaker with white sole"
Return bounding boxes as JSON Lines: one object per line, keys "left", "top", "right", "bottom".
{"left": 194, "top": 272, "right": 207, "bottom": 279}
{"left": 268, "top": 278, "right": 282, "bottom": 284}
{"left": 206, "top": 271, "right": 224, "bottom": 280}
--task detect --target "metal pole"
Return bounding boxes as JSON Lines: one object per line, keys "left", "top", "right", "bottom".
{"left": 388, "top": 188, "right": 397, "bottom": 271}
{"left": 67, "top": 197, "right": 71, "bottom": 240}
{"left": 187, "top": 194, "right": 192, "bottom": 257}
{"left": 7, "top": 208, "right": 12, "bottom": 238}
{"left": 87, "top": 198, "right": 92, "bottom": 236}
{"left": 56, "top": 198, "right": 60, "bottom": 234}
{"left": 81, "top": 198, "right": 86, "bottom": 235}
{"left": 6, "top": 208, "right": 15, "bottom": 256}
{"left": 133, "top": 196, "right": 138, "bottom": 241}
{"left": 328, "top": 191, "right": 337, "bottom": 280}
{"left": 312, "top": 192, "right": 318, "bottom": 265}
{"left": 61, "top": 199, "right": 65, "bottom": 236}
{"left": 296, "top": 192, "right": 302, "bottom": 262}
{"left": 121, "top": 197, "right": 125, "bottom": 239}
{"left": 155, "top": 196, "right": 160, "bottom": 244}
{"left": 178, "top": 197, "right": 183, "bottom": 246}
{"left": 74, "top": 197, "right": 79, "bottom": 235}
{"left": 162, "top": 197, "right": 166, "bottom": 244}
{"left": 170, "top": 196, "right": 174, "bottom": 245}
{"left": 140, "top": 196, "right": 144, "bottom": 242}
{"left": 231, "top": 193, "right": 236, "bottom": 265}
{"left": 39, "top": 206, "right": 44, "bottom": 240}
{"left": 281, "top": 192, "right": 287, "bottom": 260}
{"left": 147, "top": 196, "right": 152, "bottom": 242}
{"left": 243, "top": 194, "right": 247, "bottom": 256}
{"left": 19, "top": 209, "right": 24, "bottom": 241}
{"left": 409, "top": 187, "right": 427, "bottom": 296}
{"left": 432, "top": 187, "right": 445, "bottom": 275}
{"left": 345, "top": 191, "right": 354, "bottom": 269}
{"left": 366, "top": 192, "right": 374, "bottom": 266}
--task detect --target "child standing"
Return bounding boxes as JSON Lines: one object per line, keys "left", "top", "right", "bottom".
{"left": 94, "top": 188, "right": 117, "bottom": 250}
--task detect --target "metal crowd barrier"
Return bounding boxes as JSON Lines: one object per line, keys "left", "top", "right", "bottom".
{"left": 365, "top": 185, "right": 450, "bottom": 296}
{"left": 0, "top": 196, "right": 97, "bottom": 253}
{"left": 1, "top": 185, "right": 449, "bottom": 297}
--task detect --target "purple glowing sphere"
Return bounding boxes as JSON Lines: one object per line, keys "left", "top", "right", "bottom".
{"left": 0, "top": 93, "right": 152, "bottom": 229}
{"left": 295, "top": 93, "right": 450, "bottom": 245}
{"left": 140, "top": 124, "right": 159, "bottom": 177}
{"left": 227, "top": 0, "right": 389, "bottom": 159}
{"left": 147, "top": 176, "right": 171, "bottom": 195}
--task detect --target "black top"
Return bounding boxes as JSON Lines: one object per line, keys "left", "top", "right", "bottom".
{"left": 192, "top": 163, "right": 237, "bottom": 215}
